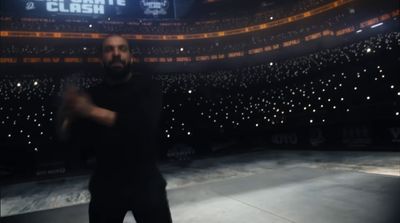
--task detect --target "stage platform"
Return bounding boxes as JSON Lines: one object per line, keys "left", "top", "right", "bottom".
{"left": 2, "top": 149, "right": 400, "bottom": 223}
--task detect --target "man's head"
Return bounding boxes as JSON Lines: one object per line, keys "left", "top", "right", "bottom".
{"left": 101, "top": 35, "right": 132, "bottom": 80}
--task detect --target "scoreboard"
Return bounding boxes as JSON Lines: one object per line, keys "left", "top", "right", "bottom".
{"left": 1, "top": 0, "right": 176, "bottom": 19}
{"left": 44, "top": 0, "right": 127, "bottom": 15}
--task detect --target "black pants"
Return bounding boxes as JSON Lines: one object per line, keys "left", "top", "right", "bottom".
{"left": 88, "top": 176, "right": 172, "bottom": 223}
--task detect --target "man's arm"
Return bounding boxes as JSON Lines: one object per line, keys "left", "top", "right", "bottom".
{"left": 56, "top": 103, "right": 73, "bottom": 141}
{"left": 86, "top": 106, "right": 116, "bottom": 127}
{"left": 61, "top": 78, "right": 162, "bottom": 135}
{"left": 60, "top": 87, "right": 117, "bottom": 131}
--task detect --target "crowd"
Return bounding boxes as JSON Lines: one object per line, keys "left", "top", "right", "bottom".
{"left": 1, "top": 32, "right": 398, "bottom": 158}
{"left": 155, "top": 32, "right": 399, "bottom": 91}
{"left": 0, "top": 10, "right": 372, "bottom": 58}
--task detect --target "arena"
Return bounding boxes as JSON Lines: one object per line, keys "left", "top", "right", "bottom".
{"left": 0, "top": 0, "right": 399, "bottom": 222}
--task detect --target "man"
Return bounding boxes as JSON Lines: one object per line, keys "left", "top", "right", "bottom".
{"left": 59, "top": 35, "right": 172, "bottom": 223}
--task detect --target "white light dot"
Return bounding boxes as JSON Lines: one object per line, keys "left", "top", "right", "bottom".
{"left": 310, "top": 119, "right": 313, "bottom": 123}
{"left": 187, "top": 132, "right": 191, "bottom": 135}
{"left": 17, "top": 83, "right": 21, "bottom": 87}
{"left": 188, "top": 90, "right": 192, "bottom": 94}
{"left": 366, "top": 96, "right": 370, "bottom": 100}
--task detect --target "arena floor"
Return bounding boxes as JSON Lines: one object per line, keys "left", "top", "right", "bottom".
{"left": 2, "top": 149, "right": 400, "bottom": 223}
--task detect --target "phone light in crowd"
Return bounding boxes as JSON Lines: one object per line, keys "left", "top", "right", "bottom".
{"left": 371, "top": 22, "right": 383, "bottom": 29}
{"left": 356, "top": 29, "right": 363, "bottom": 33}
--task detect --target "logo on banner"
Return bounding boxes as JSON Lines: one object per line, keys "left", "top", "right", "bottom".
{"left": 310, "top": 128, "right": 325, "bottom": 146}
{"left": 26, "top": 1, "right": 36, "bottom": 10}
{"left": 389, "top": 127, "right": 400, "bottom": 143}
{"left": 140, "top": 0, "right": 169, "bottom": 16}
{"left": 342, "top": 126, "right": 371, "bottom": 146}
{"left": 271, "top": 133, "right": 298, "bottom": 145}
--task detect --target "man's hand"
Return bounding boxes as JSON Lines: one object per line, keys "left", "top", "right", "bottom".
{"left": 61, "top": 87, "right": 116, "bottom": 127}
{"left": 63, "top": 87, "right": 95, "bottom": 118}
{"left": 57, "top": 86, "right": 91, "bottom": 141}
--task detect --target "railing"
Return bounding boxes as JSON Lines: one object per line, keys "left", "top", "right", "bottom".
{"left": 0, "top": 0, "right": 354, "bottom": 41}
{"left": 0, "top": 10, "right": 398, "bottom": 64}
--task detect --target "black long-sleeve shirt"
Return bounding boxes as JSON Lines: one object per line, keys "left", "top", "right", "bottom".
{"left": 70, "top": 73, "right": 165, "bottom": 189}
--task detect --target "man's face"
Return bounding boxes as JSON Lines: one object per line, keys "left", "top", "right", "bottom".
{"left": 102, "top": 36, "right": 132, "bottom": 78}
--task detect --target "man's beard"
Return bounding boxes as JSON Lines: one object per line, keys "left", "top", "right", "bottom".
{"left": 103, "top": 58, "right": 131, "bottom": 81}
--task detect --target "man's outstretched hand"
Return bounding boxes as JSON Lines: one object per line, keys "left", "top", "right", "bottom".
{"left": 63, "top": 87, "right": 95, "bottom": 118}
{"left": 61, "top": 87, "right": 116, "bottom": 127}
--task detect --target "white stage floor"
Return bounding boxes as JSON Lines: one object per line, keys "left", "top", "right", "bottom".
{"left": 2, "top": 149, "right": 400, "bottom": 223}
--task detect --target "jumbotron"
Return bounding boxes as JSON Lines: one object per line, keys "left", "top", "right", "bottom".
{"left": 46, "top": 0, "right": 126, "bottom": 14}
